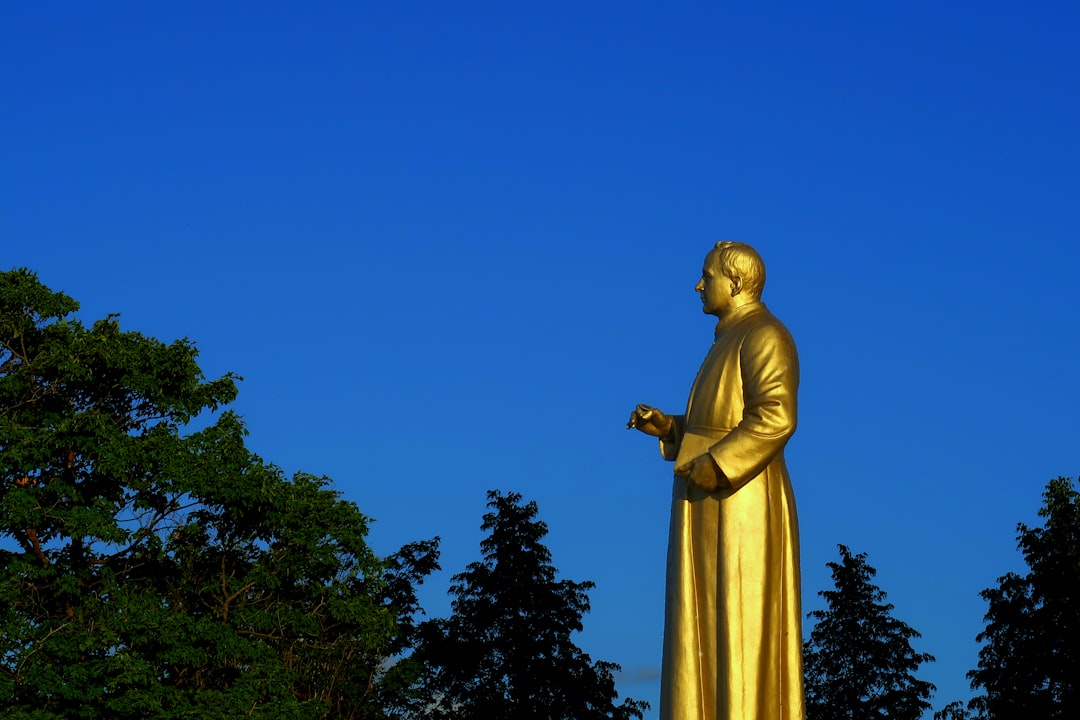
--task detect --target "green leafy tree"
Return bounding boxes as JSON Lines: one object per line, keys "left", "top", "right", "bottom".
{"left": 414, "top": 490, "right": 647, "bottom": 720}
{"left": 934, "top": 700, "right": 975, "bottom": 720}
{"left": 0, "top": 268, "right": 437, "bottom": 719}
{"left": 967, "top": 476, "right": 1080, "bottom": 719}
{"left": 803, "top": 544, "right": 936, "bottom": 720}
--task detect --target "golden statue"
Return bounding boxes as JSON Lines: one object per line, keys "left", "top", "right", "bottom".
{"left": 628, "top": 241, "right": 803, "bottom": 720}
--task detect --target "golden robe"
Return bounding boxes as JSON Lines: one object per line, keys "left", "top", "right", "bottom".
{"left": 658, "top": 301, "right": 803, "bottom": 720}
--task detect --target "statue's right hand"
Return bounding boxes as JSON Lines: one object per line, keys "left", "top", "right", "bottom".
{"left": 626, "top": 404, "right": 674, "bottom": 437}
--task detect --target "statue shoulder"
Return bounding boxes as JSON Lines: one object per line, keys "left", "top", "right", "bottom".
{"left": 743, "top": 312, "right": 798, "bottom": 359}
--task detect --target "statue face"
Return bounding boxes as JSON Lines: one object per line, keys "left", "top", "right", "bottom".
{"left": 695, "top": 250, "right": 736, "bottom": 317}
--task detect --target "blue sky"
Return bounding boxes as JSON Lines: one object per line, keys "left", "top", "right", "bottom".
{"left": 5, "top": 2, "right": 1079, "bottom": 716}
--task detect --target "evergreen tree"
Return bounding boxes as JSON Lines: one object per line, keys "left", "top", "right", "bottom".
{"left": 0, "top": 269, "right": 437, "bottom": 719}
{"left": 803, "top": 544, "right": 935, "bottom": 720}
{"left": 968, "top": 476, "right": 1080, "bottom": 719}
{"left": 414, "top": 490, "right": 647, "bottom": 720}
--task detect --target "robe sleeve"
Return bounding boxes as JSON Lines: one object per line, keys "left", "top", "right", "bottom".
{"left": 708, "top": 322, "right": 798, "bottom": 490}
{"left": 659, "top": 414, "right": 686, "bottom": 462}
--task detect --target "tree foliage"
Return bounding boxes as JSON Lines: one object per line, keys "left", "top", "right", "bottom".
{"left": 414, "top": 490, "right": 646, "bottom": 720}
{"left": 967, "top": 476, "right": 1080, "bottom": 719}
{"left": 0, "top": 268, "right": 438, "bottom": 719}
{"left": 803, "top": 544, "right": 936, "bottom": 720}
{"left": 934, "top": 700, "right": 975, "bottom": 720}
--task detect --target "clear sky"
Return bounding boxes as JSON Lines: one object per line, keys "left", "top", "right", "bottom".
{"left": 5, "top": 2, "right": 1079, "bottom": 716}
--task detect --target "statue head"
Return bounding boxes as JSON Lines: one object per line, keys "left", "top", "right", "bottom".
{"left": 712, "top": 241, "right": 766, "bottom": 299}
{"left": 696, "top": 241, "right": 766, "bottom": 317}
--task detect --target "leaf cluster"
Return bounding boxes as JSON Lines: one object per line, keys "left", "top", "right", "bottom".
{"left": 0, "top": 269, "right": 438, "bottom": 719}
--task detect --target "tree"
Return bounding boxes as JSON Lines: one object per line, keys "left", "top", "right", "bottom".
{"left": 967, "top": 476, "right": 1080, "bottom": 719}
{"left": 414, "top": 490, "right": 647, "bottom": 720}
{"left": 803, "top": 544, "right": 935, "bottom": 720}
{"left": 934, "top": 700, "right": 975, "bottom": 720}
{"left": 0, "top": 268, "right": 438, "bottom": 719}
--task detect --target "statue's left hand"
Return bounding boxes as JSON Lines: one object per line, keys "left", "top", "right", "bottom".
{"left": 687, "top": 454, "right": 726, "bottom": 491}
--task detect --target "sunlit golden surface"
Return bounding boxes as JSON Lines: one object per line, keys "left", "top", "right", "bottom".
{"left": 629, "top": 242, "right": 803, "bottom": 720}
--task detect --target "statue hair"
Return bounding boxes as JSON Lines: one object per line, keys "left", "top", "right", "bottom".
{"left": 712, "top": 241, "right": 766, "bottom": 299}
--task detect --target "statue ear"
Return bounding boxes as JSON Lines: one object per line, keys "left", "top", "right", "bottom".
{"left": 730, "top": 276, "right": 743, "bottom": 297}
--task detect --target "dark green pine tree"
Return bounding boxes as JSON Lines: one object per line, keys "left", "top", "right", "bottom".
{"left": 967, "top": 476, "right": 1080, "bottom": 719}
{"left": 803, "top": 545, "right": 935, "bottom": 720}
{"left": 414, "top": 490, "right": 647, "bottom": 720}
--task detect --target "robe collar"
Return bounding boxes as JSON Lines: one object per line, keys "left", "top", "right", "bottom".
{"left": 714, "top": 301, "right": 765, "bottom": 338}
